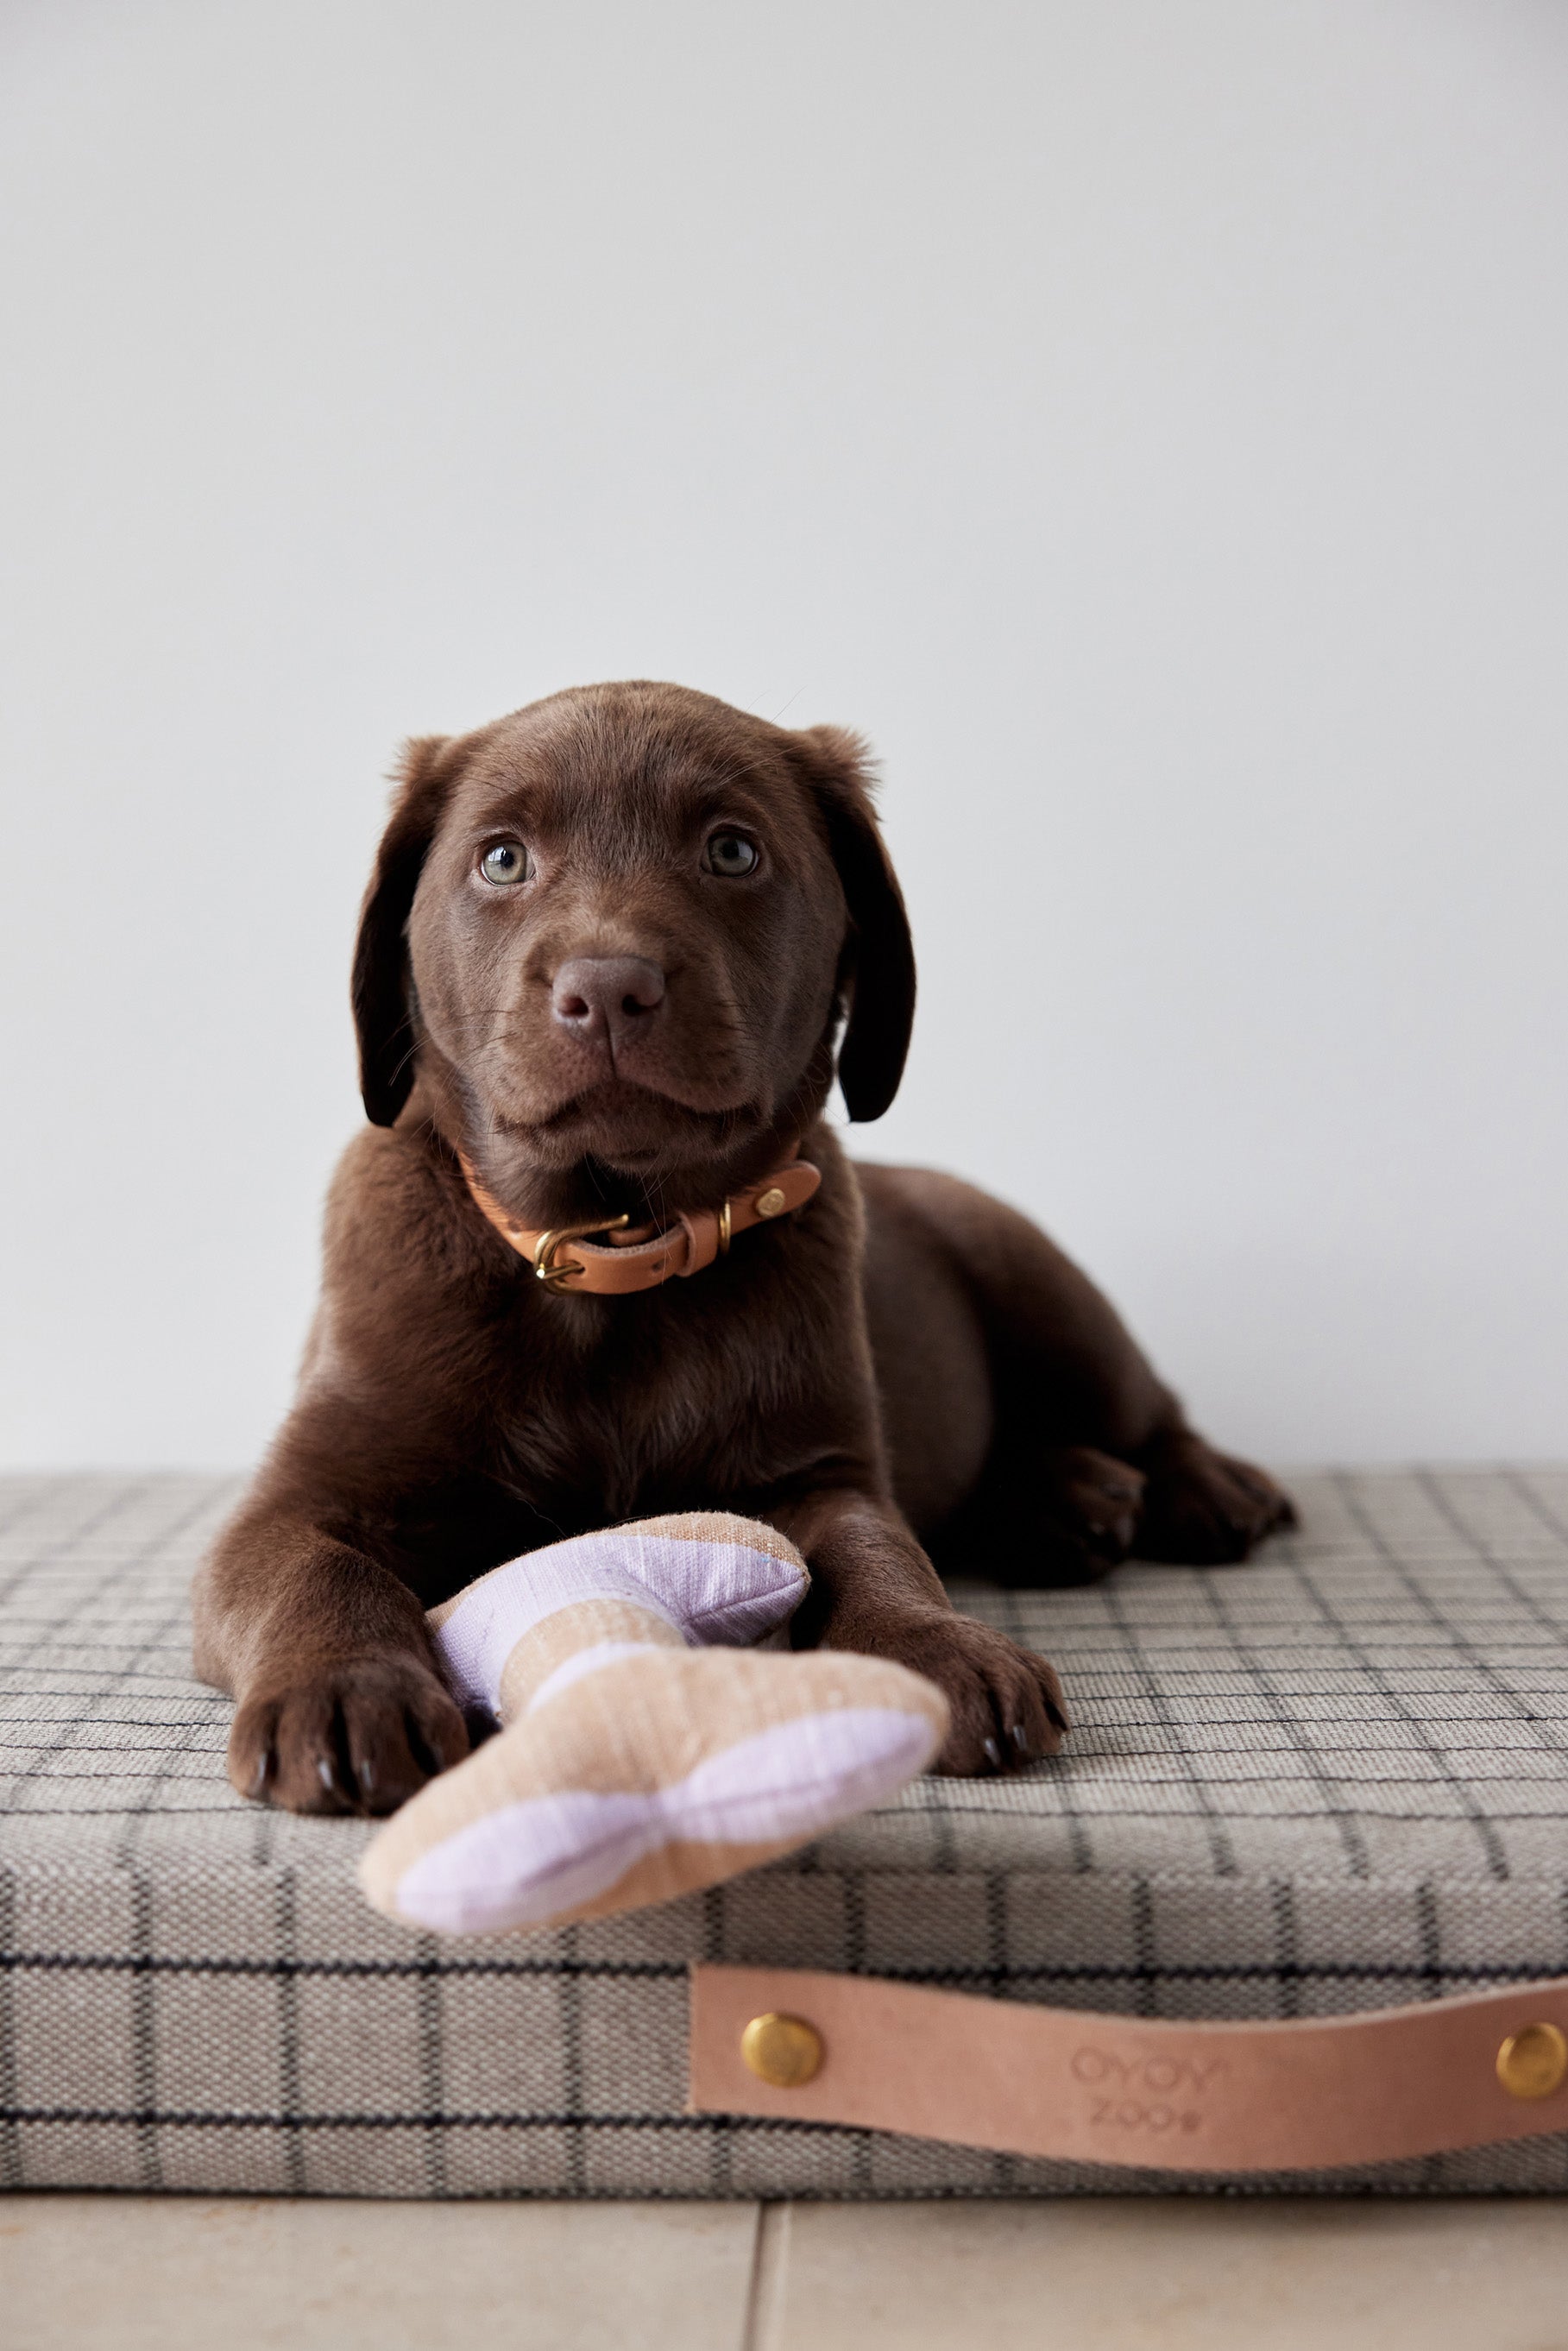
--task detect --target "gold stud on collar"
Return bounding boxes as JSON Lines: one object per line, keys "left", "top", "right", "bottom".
{"left": 740, "top": 2012, "right": 823, "bottom": 2089}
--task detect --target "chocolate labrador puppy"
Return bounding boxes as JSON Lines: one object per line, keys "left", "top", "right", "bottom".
{"left": 194, "top": 681, "right": 1294, "bottom": 1814}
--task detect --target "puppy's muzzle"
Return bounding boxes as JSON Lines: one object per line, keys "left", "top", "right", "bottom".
{"left": 551, "top": 955, "right": 667, "bottom": 1058}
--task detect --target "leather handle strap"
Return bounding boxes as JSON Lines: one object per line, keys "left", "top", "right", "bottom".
{"left": 457, "top": 1157, "right": 822, "bottom": 1294}
{"left": 688, "top": 1964, "right": 1568, "bottom": 2173}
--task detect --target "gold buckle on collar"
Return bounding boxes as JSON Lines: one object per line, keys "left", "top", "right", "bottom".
{"left": 532, "top": 1213, "right": 631, "bottom": 1293}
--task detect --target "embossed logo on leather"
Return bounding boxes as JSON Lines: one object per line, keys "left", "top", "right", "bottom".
{"left": 1070, "top": 2044, "right": 1228, "bottom": 2137}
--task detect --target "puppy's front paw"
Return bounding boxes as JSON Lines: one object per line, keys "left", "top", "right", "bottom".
{"left": 229, "top": 1655, "right": 469, "bottom": 1815}
{"left": 1137, "top": 1435, "right": 1297, "bottom": 1566}
{"left": 868, "top": 1614, "right": 1069, "bottom": 1774}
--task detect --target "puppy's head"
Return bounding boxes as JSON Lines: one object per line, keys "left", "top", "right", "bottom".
{"left": 352, "top": 683, "right": 916, "bottom": 1210}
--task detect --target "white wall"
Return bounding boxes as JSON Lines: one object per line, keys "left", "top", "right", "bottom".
{"left": 3, "top": 0, "right": 1565, "bottom": 1471}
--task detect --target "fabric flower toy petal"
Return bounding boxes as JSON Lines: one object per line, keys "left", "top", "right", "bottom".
{"left": 358, "top": 1514, "right": 948, "bottom": 1937}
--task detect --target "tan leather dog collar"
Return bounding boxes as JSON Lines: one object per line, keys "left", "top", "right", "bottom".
{"left": 457, "top": 1151, "right": 822, "bottom": 1295}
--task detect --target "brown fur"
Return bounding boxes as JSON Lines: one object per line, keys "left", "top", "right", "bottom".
{"left": 193, "top": 682, "right": 1294, "bottom": 1814}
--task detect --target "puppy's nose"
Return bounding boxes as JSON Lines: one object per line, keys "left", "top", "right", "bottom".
{"left": 551, "top": 955, "right": 667, "bottom": 1050}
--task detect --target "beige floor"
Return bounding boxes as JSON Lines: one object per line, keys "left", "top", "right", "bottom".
{"left": 3, "top": 2195, "right": 1567, "bottom": 2349}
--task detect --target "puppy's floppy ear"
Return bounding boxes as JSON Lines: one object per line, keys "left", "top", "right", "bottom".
{"left": 351, "top": 734, "right": 460, "bottom": 1127}
{"left": 795, "top": 725, "right": 916, "bottom": 1123}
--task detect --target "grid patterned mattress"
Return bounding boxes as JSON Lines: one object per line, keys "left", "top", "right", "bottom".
{"left": 2, "top": 1468, "right": 1566, "bottom": 2198}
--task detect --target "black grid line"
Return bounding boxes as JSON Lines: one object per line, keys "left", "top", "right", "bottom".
{"left": 1080, "top": 1577, "right": 1238, "bottom": 1879}
{"left": 3, "top": 1950, "right": 1563, "bottom": 1990}
{"left": 129, "top": 1868, "right": 161, "bottom": 2190}
{"left": 1270, "top": 1881, "right": 1300, "bottom": 2020}
{"left": 1294, "top": 1481, "right": 1512, "bottom": 1880}
{"left": 1502, "top": 1470, "right": 1568, "bottom": 1551}
{"left": 992, "top": 1582, "right": 1093, "bottom": 1871}
{"left": 417, "top": 1934, "right": 448, "bottom": 2197}
{"left": 702, "top": 1886, "right": 733, "bottom": 2198}
{"left": 0, "top": 1863, "right": 17, "bottom": 2191}
{"left": 1130, "top": 1879, "right": 1158, "bottom": 2019}
{"left": 560, "top": 1923, "right": 587, "bottom": 2197}
{"left": 275, "top": 1869, "right": 307, "bottom": 2195}
{"left": 1191, "top": 1545, "right": 1373, "bottom": 1880}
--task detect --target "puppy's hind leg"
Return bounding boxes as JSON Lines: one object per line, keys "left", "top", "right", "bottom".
{"left": 889, "top": 1169, "right": 1294, "bottom": 1583}
{"left": 930, "top": 1440, "right": 1148, "bottom": 1588}
{"left": 1132, "top": 1429, "right": 1297, "bottom": 1565}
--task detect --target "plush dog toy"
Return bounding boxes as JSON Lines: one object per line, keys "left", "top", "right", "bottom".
{"left": 359, "top": 1514, "right": 948, "bottom": 1936}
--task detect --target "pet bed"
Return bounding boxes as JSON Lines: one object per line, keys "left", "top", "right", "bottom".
{"left": 2, "top": 1469, "right": 1565, "bottom": 2197}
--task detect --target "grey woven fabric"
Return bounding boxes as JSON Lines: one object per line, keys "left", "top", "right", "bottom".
{"left": 2, "top": 1468, "right": 1566, "bottom": 2198}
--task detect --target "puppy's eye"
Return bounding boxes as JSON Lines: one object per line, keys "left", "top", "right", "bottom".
{"left": 480, "top": 841, "right": 531, "bottom": 886}
{"left": 702, "top": 830, "right": 759, "bottom": 878}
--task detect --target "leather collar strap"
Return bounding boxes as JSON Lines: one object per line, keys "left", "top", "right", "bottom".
{"left": 457, "top": 1152, "right": 822, "bottom": 1295}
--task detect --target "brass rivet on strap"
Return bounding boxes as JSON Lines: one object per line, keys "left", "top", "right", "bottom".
{"left": 740, "top": 2012, "right": 822, "bottom": 2088}
{"left": 754, "top": 1187, "right": 787, "bottom": 1219}
{"left": 1496, "top": 2022, "right": 1568, "bottom": 2101}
